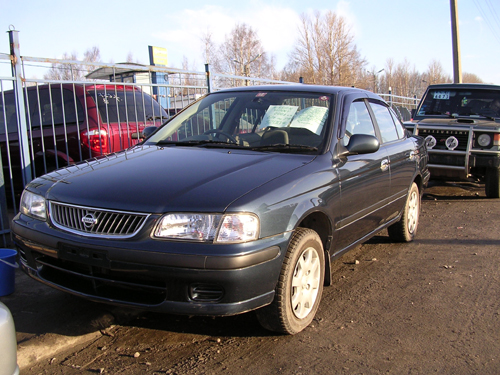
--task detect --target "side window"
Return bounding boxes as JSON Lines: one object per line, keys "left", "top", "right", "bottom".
{"left": 369, "top": 102, "right": 399, "bottom": 143}
{"left": 343, "top": 100, "right": 375, "bottom": 146}
{"left": 389, "top": 107, "right": 406, "bottom": 139}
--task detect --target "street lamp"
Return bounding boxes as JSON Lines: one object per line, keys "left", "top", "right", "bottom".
{"left": 233, "top": 53, "right": 262, "bottom": 86}
{"left": 368, "top": 68, "right": 384, "bottom": 93}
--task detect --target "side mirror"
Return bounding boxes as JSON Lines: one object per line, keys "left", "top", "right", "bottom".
{"left": 137, "top": 126, "right": 158, "bottom": 140}
{"left": 345, "top": 134, "right": 380, "bottom": 155}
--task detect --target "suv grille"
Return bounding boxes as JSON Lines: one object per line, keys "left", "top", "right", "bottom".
{"left": 49, "top": 202, "right": 150, "bottom": 238}
{"left": 418, "top": 128, "right": 470, "bottom": 151}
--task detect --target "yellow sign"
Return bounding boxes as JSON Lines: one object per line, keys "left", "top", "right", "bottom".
{"left": 151, "top": 46, "right": 168, "bottom": 66}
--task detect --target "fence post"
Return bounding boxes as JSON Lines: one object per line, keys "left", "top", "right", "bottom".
{"left": 9, "top": 29, "right": 32, "bottom": 186}
{"left": 205, "top": 63, "right": 212, "bottom": 93}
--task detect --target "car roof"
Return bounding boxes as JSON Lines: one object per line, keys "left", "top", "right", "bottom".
{"left": 426, "top": 83, "right": 500, "bottom": 91}
{"left": 216, "top": 84, "right": 383, "bottom": 99}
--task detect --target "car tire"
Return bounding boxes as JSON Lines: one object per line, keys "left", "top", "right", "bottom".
{"left": 485, "top": 168, "right": 500, "bottom": 198}
{"left": 256, "top": 227, "right": 324, "bottom": 335}
{"left": 388, "top": 182, "right": 420, "bottom": 242}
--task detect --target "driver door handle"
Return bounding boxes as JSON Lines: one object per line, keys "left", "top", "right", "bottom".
{"left": 380, "top": 159, "right": 389, "bottom": 172}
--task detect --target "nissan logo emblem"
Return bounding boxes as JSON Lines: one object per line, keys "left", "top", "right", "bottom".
{"left": 82, "top": 213, "right": 98, "bottom": 228}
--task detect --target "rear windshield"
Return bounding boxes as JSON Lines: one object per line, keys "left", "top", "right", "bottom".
{"left": 91, "top": 88, "right": 168, "bottom": 123}
{"left": 416, "top": 88, "right": 500, "bottom": 119}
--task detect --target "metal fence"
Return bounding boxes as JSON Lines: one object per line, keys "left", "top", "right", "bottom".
{"left": 0, "top": 29, "right": 419, "bottom": 245}
{"left": 379, "top": 93, "right": 420, "bottom": 122}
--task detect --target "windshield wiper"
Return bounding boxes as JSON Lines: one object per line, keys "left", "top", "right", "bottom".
{"left": 154, "top": 139, "right": 245, "bottom": 148}
{"left": 251, "top": 144, "right": 318, "bottom": 153}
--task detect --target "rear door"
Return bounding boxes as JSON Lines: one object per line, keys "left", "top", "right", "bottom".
{"left": 369, "top": 102, "right": 415, "bottom": 207}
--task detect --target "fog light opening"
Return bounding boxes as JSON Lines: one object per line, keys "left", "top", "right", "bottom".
{"left": 189, "top": 284, "right": 224, "bottom": 302}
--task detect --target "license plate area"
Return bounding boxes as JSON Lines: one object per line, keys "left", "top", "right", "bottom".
{"left": 58, "top": 243, "right": 110, "bottom": 268}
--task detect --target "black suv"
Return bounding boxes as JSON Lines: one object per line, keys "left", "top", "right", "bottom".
{"left": 405, "top": 83, "right": 500, "bottom": 197}
{"left": 12, "top": 85, "right": 429, "bottom": 334}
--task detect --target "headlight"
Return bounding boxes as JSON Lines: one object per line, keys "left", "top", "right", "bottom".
{"left": 154, "top": 213, "right": 259, "bottom": 243}
{"left": 20, "top": 191, "right": 46, "bottom": 221}
{"left": 477, "top": 133, "right": 491, "bottom": 147}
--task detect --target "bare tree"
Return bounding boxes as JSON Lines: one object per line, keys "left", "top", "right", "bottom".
{"left": 422, "top": 59, "right": 450, "bottom": 86}
{"left": 218, "top": 24, "right": 275, "bottom": 80}
{"left": 377, "top": 58, "right": 424, "bottom": 97}
{"left": 44, "top": 46, "right": 101, "bottom": 81}
{"left": 201, "top": 29, "right": 218, "bottom": 66}
{"left": 288, "top": 11, "right": 366, "bottom": 87}
{"left": 462, "top": 72, "right": 484, "bottom": 83}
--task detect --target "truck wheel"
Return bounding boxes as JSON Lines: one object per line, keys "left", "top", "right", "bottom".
{"left": 256, "top": 228, "right": 324, "bottom": 335}
{"left": 485, "top": 169, "right": 500, "bottom": 198}
{"left": 388, "top": 182, "right": 420, "bottom": 242}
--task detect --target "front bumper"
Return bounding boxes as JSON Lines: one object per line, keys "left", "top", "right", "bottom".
{"left": 11, "top": 213, "right": 288, "bottom": 316}
{"left": 428, "top": 152, "right": 500, "bottom": 179}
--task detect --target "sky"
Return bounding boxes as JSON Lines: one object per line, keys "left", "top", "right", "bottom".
{"left": 1, "top": 0, "right": 500, "bottom": 85}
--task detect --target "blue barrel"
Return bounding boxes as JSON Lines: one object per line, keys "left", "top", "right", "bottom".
{"left": 0, "top": 249, "right": 17, "bottom": 296}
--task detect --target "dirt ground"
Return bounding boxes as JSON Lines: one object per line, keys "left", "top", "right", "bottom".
{"left": 5, "top": 181, "right": 500, "bottom": 374}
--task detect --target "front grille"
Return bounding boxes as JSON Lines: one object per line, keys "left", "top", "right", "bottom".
{"left": 418, "top": 128, "right": 470, "bottom": 151}
{"left": 49, "top": 201, "right": 150, "bottom": 238}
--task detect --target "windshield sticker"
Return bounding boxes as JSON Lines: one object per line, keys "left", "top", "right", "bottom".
{"left": 319, "top": 96, "right": 329, "bottom": 101}
{"left": 255, "top": 93, "right": 267, "bottom": 98}
{"left": 290, "top": 106, "right": 328, "bottom": 135}
{"left": 433, "top": 91, "right": 450, "bottom": 100}
{"left": 260, "top": 105, "right": 298, "bottom": 128}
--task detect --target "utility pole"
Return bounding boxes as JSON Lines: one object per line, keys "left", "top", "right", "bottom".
{"left": 450, "top": 0, "right": 462, "bottom": 83}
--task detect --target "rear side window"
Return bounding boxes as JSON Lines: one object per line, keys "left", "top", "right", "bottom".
{"left": 369, "top": 102, "right": 399, "bottom": 143}
{"left": 92, "top": 89, "right": 168, "bottom": 123}
{"left": 389, "top": 108, "right": 406, "bottom": 139}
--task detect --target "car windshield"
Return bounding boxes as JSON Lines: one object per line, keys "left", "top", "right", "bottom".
{"left": 145, "top": 90, "right": 332, "bottom": 154}
{"left": 417, "top": 88, "right": 500, "bottom": 119}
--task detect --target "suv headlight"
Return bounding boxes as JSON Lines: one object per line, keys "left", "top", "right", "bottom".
{"left": 20, "top": 191, "right": 47, "bottom": 221}
{"left": 477, "top": 133, "right": 491, "bottom": 147}
{"left": 154, "top": 213, "right": 259, "bottom": 243}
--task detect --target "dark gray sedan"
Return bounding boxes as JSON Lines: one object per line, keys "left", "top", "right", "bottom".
{"left": 12, "top": 85, "right": 429, "bottom": 334}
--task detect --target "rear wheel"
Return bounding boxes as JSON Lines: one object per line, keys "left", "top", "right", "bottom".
{"left": 485, "top": 168, "right": 500, "bottom": 198}
{"left": 256, "top": 228, "right": 324, "bottom": 335}
{"left": 388, "top": 182, "right": 420, "bottom": 242}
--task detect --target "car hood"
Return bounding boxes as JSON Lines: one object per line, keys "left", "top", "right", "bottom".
{"left": 36, "top": 146, "right": 314, "bottom": 213}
